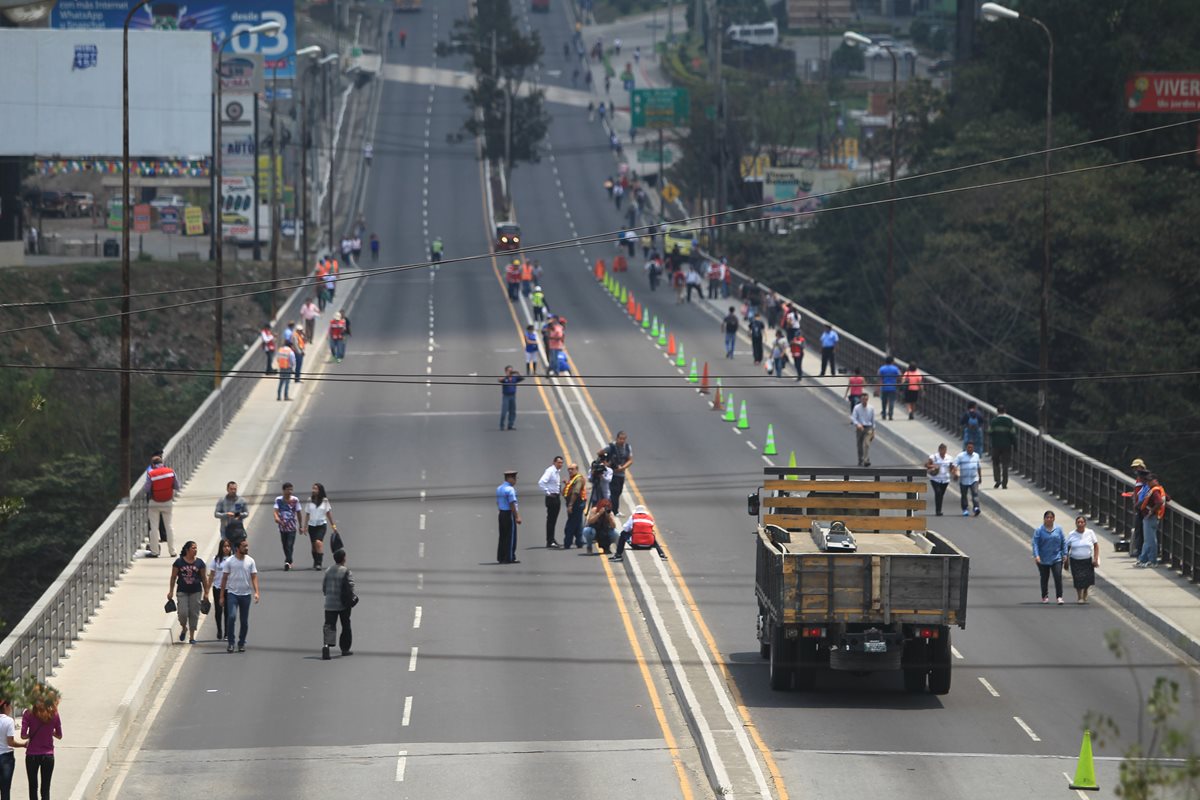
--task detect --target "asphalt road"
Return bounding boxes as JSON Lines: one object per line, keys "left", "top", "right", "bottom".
{"left": 104, "top": 3, "right": 1195, "bottom": 799}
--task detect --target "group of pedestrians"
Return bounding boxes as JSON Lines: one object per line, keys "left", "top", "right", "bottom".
{"left": 0, "top": 683, "right": 61, "bottom": 800}
{"left": 1031, "top": 511, "right": 1100, "bottom": 604}
{"left": 260, "top": 304, "right": 351, "bottom": 398}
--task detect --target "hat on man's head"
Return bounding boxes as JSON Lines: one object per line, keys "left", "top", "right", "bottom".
{"left": 503, "top": 469, "right": 518, "bottom": 478}
{"left": 1130, "top": 458, "right": 1147, "bottom": 469}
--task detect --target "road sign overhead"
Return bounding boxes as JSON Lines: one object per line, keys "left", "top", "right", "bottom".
{"left": 631, "top": 87, "right": 690, "bottom": 129}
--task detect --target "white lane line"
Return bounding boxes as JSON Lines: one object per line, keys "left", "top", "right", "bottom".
{"left": 409, "top": 646, "right": 419, "bottom": 672}
{"left": 1014, "top": 716, "right": 1041, "bottom": 742}
{"left": 746, "top": 441, "right": 757, "bottom": 450}
{"left": 732, "top": 428, "right": 742, "bottom": 435}
{"left": 1063, "top": 772, "right": 1092, "bottom": 800}
{"left": 402, "top": 696, "right": 413, "bottom": 726}
{"left": 762, "top": 456, "right": 775, "bottom": 466}
{"left": 978, "top": 677, "right": 1000, "bottom": 697}
{"left": 417, "top": 572, "right": 423, "bottom": 590}
{"left": 413, "top": 606, "right": 423, "bottom": 629}
{"left": 420, "top": 489, "right": 426, "bottom": 501}
{"left": 951, "top": 645, "right": 964, "bottom": 660}
{"left": 418, "top": 542, "right": 425, "bottom": 558}
{"left": 419, "top": 514, "right": 426, "bottom": 531}
{"left": 395, "top": 751, "right": 408, "bottom": 782}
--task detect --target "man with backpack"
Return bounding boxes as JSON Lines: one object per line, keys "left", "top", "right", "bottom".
{"left": 1136, "top": 474, "right": 1169, "bottom": 568}
{"left": 145, "top": 455, "right": 179, "bottom": 557}
{"left": 321, "top": 548, "right": 356, "bottom": 659}
{"left": 722, "top": 306, "right": 739, "bottom": 359}
{"left": 610, "top": 505, "right": 667, "bottom": 562}
{"left": 214, "top": 481, "right": 248, "bottom": 547}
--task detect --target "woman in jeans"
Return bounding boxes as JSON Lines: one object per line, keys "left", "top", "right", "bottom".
{"left": 303, "top": 483, "right": 337, "bottom": 571}
{"left": 168, "top": 541, "right": 208, "bottom": 645}
{"left": 581, "top": 499, "right": 618, "bottom": 555}
{"left": 0, "top": 696, "right": 26, "bottom": 800}
{"left": 1032, "top": 511, "right": 1067, "bottom": 605}
{"left": 206, "top": 539, "right": 233, "bottom": 641}
{"left": 22, "top": 685, "right": 61, "bottom": 800}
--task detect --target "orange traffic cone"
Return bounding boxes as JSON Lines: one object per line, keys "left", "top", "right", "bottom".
{"left": 700, "top": 362, "right": 710, "bottom": 394}
{"left": 712, "top": 380, "right": 724, "bottom": 411}
{"left": 635, "top": 303, "right": 643, "bottom": 323}
{"left": 667, "top": 333, "right": 677, "bottom": 357}
{"left": 594, "top": 258, "right": 606, "bottom": 280}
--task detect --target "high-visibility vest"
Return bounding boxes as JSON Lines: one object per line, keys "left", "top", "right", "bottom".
{"left": 261, "top": 330, "right": 275, "bottom": 352}
{"left": 521, "top": 262, "right": 534, "bottom": 281}
{"left": 630, "top": 512, "right": 655, "bottom": 546}
{"left": 1141, "top": 485, "right": 1168, "bottom": 519}
{"left": 330, "top": 319, "right": 346, "bottom": 339}
{"left": 293, "top": 331, "right": 306, "bottom": 353}
{"left": 531, "top": 290, "right": 545, "bottom": 308}
{"left": 790, "top": 337, "right": 805, "bottom": 359}
{"left": 331, "top": 259, "right": 340, "bottom": 275}
{"left": 316, "top": 262, "right": 329, "bottom": 278}
{"left": 148, "top": 465, "right": 176, "bottom": 503}
{"left": 276, "top": 346, "right": 294, "bottom": 370}
{"left": 506, "top": 264, "right": 521, "bottom": 283}
{"left": 563, "top": 474, "right": 587, "bottom": 503}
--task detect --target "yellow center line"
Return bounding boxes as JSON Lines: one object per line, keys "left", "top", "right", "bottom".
{"left": 475, "top": 160, "right": 695, "bottom": 800}
{"left": 566, "top": 300, "right": 792, "bottom": 800}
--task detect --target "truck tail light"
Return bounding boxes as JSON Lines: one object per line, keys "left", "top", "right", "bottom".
{"left": 801, "top": 627, "right": 825, "bottom": 638}
{"left": 512, "top": 236, "right": 520, "bottom": 243}
{"left": 916, "top": 627, "right": 939, "bottom": 639}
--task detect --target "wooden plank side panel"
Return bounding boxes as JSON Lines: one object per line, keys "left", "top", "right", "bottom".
{"left": 763, "top": 496, "right": 927, "bottom": 511}
{"left": 763, "top": 480, "right": 926, "bottom": 493}
{"left": 764, "top": 514, "right": 928, "bottom": 531}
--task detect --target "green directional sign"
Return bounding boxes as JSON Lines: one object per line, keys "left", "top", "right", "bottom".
{"left": 631, "top": 87, "right": 690, "bottom": 130}
{"left": 637, "top": 148, "right": 675, "bottom": 163}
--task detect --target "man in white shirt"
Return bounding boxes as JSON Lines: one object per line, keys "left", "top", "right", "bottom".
{"left": 951, "top": 441, "right": 983, "bottom": 517}
{"left": 538, "top": 455, "right": 564, "bottom": 548}
{"left": 220, "top": 539, "right": 260, "bottom": 652}
{"left": 850, "top": 393, "right": 876, "bottom": 467}
{"left": 925, "top": 443, "right": 954, "bottom": 516}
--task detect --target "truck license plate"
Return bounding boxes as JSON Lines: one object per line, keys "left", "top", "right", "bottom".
{"left": 864, "top": 640, "right": 887, "bottom": 653}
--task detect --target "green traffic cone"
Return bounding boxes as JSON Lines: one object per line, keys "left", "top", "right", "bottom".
{"left": 724, "top": 391, "right": 736, "bottom": 422}
{"left": 658, "top": 325, "right": 668, "bottom": 346}
{"left": 687, "top": 358, "right": 698, "bottom": 383}
{"left": 737, "top": 400, "right": 749, "bottom": 430}
{"left": 763, "top": 424, "right": 777, "bottom": 455}
{"left": 676, "top": 343, "right": 686, "bottom": 368}
{"left": 651, "top": 316, "right": 659, "bottom": 336}
{"left": 786, "top": 450, "right": 798, "bottom": 479}
{"left": 1069, "top": 731, "right": 1100, "bottom": 791}
{"left": 642, "top": 310, "right": 651, "bottom": 329}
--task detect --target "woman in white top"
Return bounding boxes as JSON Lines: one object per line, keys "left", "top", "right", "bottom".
{"left": 1065, "top": 515, "right": 1100, "bottom": 603}
{"left": 925, "top": 443, "right": 954, "bottom": 517}
{"left": 303, "top": 482, "right": 337, "bottom": 570}
{"left": 206, "top": 538, "right": 233, "bottom": 641}
{"left": 0, "top": 695, "right": 27, "bottom": 800}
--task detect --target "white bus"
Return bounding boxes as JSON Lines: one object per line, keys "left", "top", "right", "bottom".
{"left": 727, "top": 21, "right": 779, "bottom": 47}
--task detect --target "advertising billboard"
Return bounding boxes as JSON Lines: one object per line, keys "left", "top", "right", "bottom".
{"left": 51, "top": 0, "right": 297, "bottom": 79}
{"left": 1125, "top": 73, "right": 1200, "bottom": 113}
{"left": 762, "top": 168, "right": 819, "bottom": 218}
{"left": 220, "top": 176, "right": 268, "bottom": 242}
{"left": 0, "top": 29, "right": 211, "bottom": 158}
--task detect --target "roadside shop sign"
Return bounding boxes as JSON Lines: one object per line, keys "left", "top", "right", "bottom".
{"left": 159, "top": 206, "right": 180, "bottom": 234}
{"left": 631, "top": 87, "right": 689, "bottom": 129}
{"left": 184, "top": 206, "right": 204, "bottom": 236}
{"left": 1125, "top": 72, "right": 1200, "bottom": 113}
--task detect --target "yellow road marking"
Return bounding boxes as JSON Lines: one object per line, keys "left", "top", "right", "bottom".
{"left": 475, "top": 160, "right": 696, "bottom": 800}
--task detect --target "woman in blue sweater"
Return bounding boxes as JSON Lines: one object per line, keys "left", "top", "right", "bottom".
{"left": 1032, "top": 511, "right": 1067, "bottom": 604}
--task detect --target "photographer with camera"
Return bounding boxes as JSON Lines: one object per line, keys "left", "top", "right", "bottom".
{"left": 589, "top": 448, "right": 612, "bottom": 504}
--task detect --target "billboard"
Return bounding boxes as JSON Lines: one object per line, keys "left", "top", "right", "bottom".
{"left": 51, "top": 0, "right": 298, "bottom": 79}
{"left": 1125, "top": 73, "right": 1200, "bottom": 113}
{"left": 762, "top": 168, "right": 819, "bottom": 218}
{"left": 0, "top": 29, "right": 211, "bottom": 158}
{"left": 220, "top": 176, "right": 268, "bottom": 242}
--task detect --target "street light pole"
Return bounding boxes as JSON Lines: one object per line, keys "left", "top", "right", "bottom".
{"left": 212, "top": 20, "right": 281, "bottom": 389}
{"left": 982, "top": 2, "right": 1054, "bottom": 454}
{"left": 318, "top": 53, "right": 339, "bottom": 259}
{"left": 120, "top": 0, "right": 154, "bottom": 498}
{"left": 295, "top": 46, "right": 323, "bottom": 281}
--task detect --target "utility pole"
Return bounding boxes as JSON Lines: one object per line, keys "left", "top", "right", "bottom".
{"left": 269, "top": 65, "right": 279, "bottom": 319}
{"left": 300, "top": 73, "right": 309, "bottom": 277}
{"left": 713, "top": 4, "right": 725, "bottom": 233}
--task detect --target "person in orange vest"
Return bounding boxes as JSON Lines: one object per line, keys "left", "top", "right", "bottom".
{"left": 789, "top": 334, "right": 805, "bottom": 382}
{"left": 291, "top": 321, "right": 306, "bottom": 384}
{"left": 707, "top": 259, "right": 722, "bottom": 299}
{"left": 520, "top": 259, "right": 534, "bottom": 297}
{"left": 1137, "top": 474, "right": 1169, "bottom": 568}
{"left": 276, "top": 340, "right": 295, "bottom": 401}
{"left": 145, "top": 454, "right": 180, "bottom": 558}
{"left": 329, "top": 312, "right": 348, "bottom": 362}
{"left": 610, "top": 505, "right": 667, "bottom": 562}
{"left": 505, "top": 259, "right": 522, "bottom": 301}
{"left": 546, "top": 317, "right": 565, "bottom": 375}
{"left": 260, "top": 324, "right": 276, "bottom": 374}
{"left": 901, "top": 362, "right": 923, "bottom": 419}
{"left": 315, "top": 260, "right": 330, "bottom": 311}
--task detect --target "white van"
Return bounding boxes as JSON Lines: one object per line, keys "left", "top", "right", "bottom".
{"left": 727, "top": 21, "right": 779, "bottom": 47}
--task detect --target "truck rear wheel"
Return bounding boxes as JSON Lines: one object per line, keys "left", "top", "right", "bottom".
{"left": 768, "top": 627, "right": 794, "bottom": 691}
{"left": 902, "top": 639, "right": 928, "bottom": 693}
{"left": 928, "top": 631, "right": 952, "bottom": 695}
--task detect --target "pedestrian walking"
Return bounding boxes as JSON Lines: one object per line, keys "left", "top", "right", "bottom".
{"left": 845, "top": 366, "right": 865, "bottom": 411}
{"left": 145, "top": 454, "right": 179, "bottom": 558}
{"left": 531, "top": 285, "right": 547, "bottom": 322}
{"left": 273, "top": 482, "right": 302, "bottom": 571}
{"left": 168, "top": 541, "right": 208, "bottom": 645}
{"left": 819, "top": 325, "right": 839, "bottom": 376}
{"left": 321, "top": 548, "right": 356, "bottom": 660}
{"left": 1032, "top": 511, "right": 1067, "bottom": 604}
{"left": 605, "top": 431, "right": 633, "bottom": 515}
{"left": 748, "top": 313, "right": 765, "bottom": 365}
{"left": 329, "top": 312, "right": 348, "bottom": 362}
{"left": 685, "top": 267, "right": 703, "bottom": 302}
{"left": 961, "top": 401, "right": 985, "bottom": 452}
{"left": 496, "top": 470, "right": 521, "bottom": 564}
{"left": 1065, "top": 515, "right": 1099, "bottom": 603}
{"left": 206, "top": 538, "right": 233, "bottom": 641}
{"left": 260, "top": 324, "right": 277, "bottom": 374}
{"left": 582, "top": 499, "right": 618, "bottom": 555}
{"left": 789, "top": 333, "right": 805, "bottom": 381}
{"left": 538, "top": 456, "right": 564, "bottom": 548}
{"left": 987, "top": 404, "right": 1017, "bottom": 488}
{"left": 952, "top": 441, "right": 983, "bottom": 517}
{"left": 275, "top": 340, "right": 295, "bottom": 401}
{"left": 901, "top": 362, "right": 922, "bottom": 419}
{"left": 783, "top": 306, "right": 802, "bottom": 343}
{"left": 214, "top": 480, "right": 248, "bottom": 546}
{"left": 672, "top": 266, "right": 685, "bottom": 303}
{"left": 770, "top": 330, "right": 788, "bottom": 378}
{"left": 300, "top": 298, "right": 319, "bottom": 342}
{"left": 369, "top": 233, "right": 379, "bottom": 263}
{"left": 21, "top": 685, "right": 60, "bottom": 800}
{"left": 524, "top": 325, "right": 540, "bottom": 376}
{"left": 722, "top": 306, "right": 739, "bottom": 358}
{"left": 399, "top": 29, "right": 406, "bottom": 48}
{"left": 362, "top": 142, "right": 373, "bottom": 167}
{"left": 219, "top": 539, "right": 259, "bottom": 652}
{"left": 303, "top": 483, "right": 337, "bottom": 570}
{"left": 545, "top": 316, "right": 566, "bottom": 376}
{"left": 292, "top": 323, "right": 306, "bottom": 384}
{"left": 498, "top": 365, "right": 524, "bottom": 430}
{"left": 1136, "top": 474, "right": 1169, "bottom": 567}
{"left": 925, "top": 443, "right": 953, "bottom": 516}
{"left": 850, "top": 393, "right": 876, "bottom": 467}
{"left": 0, "top": 695, "right": 26, "bottom": 800}
{"left": 876, "top": 356, "right": 901, "bottom": 420}
{"left": 561, "top": 463, "right": 587, "bottom": 550}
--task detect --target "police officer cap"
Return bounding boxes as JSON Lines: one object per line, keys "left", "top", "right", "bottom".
{"left": 503, "top": 469, "right": 518, "bottom": 477}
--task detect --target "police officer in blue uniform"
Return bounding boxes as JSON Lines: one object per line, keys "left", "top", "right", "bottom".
{"left": 496, "top": 470, "right": 522, "bottom": 564}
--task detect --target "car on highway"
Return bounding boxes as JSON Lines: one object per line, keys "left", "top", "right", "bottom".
{"left": 66, "top": 192, "right": 95, "bottom": 216}
{"left": 662, "top": 223, "right": 695, "bottom": 256}
{"left": 495, "top": 222, "right": 522, "bottom": 252}
{"left": 865, "top": 38, "right": 917, "bottom": 60}
{"left": 150, "top": 194, "right": 186, "bottom": 210}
